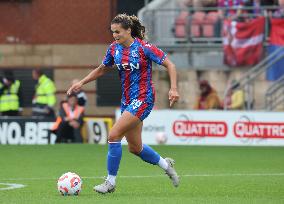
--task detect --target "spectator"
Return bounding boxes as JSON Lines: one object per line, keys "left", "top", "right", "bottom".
{"left": 53, "top": 93, "right": 84, "bottom": 143}
{"left": 261, "top": 0, "right": 277, "bottom": 7}
{"left": 179, "top": 0, "right": 193, "bottom": 9}
{"left": 193, "top": 0, "right": 203, "bottom": 8}
{"left": 0, "top": 70, "right": 22, "bottom": 116}
{"left": 245, "top": 0, "right": 278, "bottom": 16}
{"left": 194, "top": 80, "right": 222, "bottom": 110}
{"left": 180, "top": 0, "right": 218, "bottom": 10}
{"left": 179, "top": 0, "right": 204, "bottom": 10}
{"left": 218, "top": 0, "right": 246, "bottom": 19}
{"left": 32, "top": 69, "right": 56, "bottom": 118}
{"left": 244, "top": 0, "right": 261, "bottom": 16}
{"left": 202, "top": 0, "right": 218, "bottom": 8}
{"left": 72, "top": 79, "right": 87, "bottom": 107}
{"left": 274, "top": 0, "right": 284, "bottom": 17}
{"left": 258, "top": 0, "right": 278, "bottom": 16}
{"left": 224, "top": 80, "right": 245, "bottom": 110}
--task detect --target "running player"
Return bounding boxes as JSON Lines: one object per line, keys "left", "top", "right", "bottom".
{"left": 67, "top": 13, "right": 180, "bottom": 194}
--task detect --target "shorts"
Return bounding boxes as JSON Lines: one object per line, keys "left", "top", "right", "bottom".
{"left": 121, "top": 99, "right": 154, "bottom": 121}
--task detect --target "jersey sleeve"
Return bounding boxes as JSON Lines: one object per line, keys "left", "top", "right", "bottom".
{"left": 143, "top": 43, "right": 167, "bottom": 65}
{"left": 102, "top": 44, "right": 115, "bottom": 67}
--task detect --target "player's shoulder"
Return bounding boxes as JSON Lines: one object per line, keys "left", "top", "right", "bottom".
{"left": 109, "top": 41, "right": 118, "bottom": 48}
{"left": 136, "top": 38, "right": 153, "bottom": 48}
{"left": 106, "top": 41, "right": 119, "bottom": 55}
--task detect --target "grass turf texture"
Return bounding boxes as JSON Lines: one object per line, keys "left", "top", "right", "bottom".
{"left": 0, "top": 145, "right": 284, "bottom": 204}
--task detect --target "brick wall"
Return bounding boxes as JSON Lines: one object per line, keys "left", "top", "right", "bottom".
{"left": 0, "top": 0, "right": 115, "bottom": 44}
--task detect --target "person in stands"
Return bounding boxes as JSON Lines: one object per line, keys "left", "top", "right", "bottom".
{"left": 223, "top": 80, "right": 245, "bottom": 110}
{"left": 53, "top": 93, "right": 84, "bottom": 143}
{"left": 194, "top": 80, "right": 222, "bottom": 110}
{"left": 0, "top": 70, "right": 22, "bottom": 116}
{"left": 32, "top": 69, "right": 56, "bottom": 118}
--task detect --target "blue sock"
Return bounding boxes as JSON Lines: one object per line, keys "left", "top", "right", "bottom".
{"left": 107, "top": 142, "right": 122, "bottom": 176}
{"left": 138, "top": 144, "right": 160, "bottom": 165}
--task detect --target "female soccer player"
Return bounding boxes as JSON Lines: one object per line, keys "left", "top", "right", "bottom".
{"left": 67, "top": 14, "right": 180, "bottom": 194}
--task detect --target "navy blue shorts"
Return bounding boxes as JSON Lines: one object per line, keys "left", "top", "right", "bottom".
{"left": 121, "top": 99, "right": 154, "bottom": 121}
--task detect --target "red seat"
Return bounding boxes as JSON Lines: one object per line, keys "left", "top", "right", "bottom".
{"left": 191, "top": 24, "right": 201, "bottom": 37}
{"left": 190, "top": 11, "right": 205, "bottom": 37}
{"left": 204, "top": 12, "right": 219, "bottom": 23}
{"left": 191, "top": 11, "right": 206, "bottom": 24}
{"left": 202, "top": 12, "right": 219, "bottom": 37}
{"left": 175, "top": 11, "right": 189, "bottom": 24}
{"left": 174, "top": 11, "right": 189, "bottom": 38}
{"left": 202, "top": 24, "right": 214, "bottom": 37}
{"left": 175, "top": 24, "right": 187, "bottom": 38}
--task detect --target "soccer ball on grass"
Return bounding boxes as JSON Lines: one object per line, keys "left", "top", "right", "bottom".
{"left": 57, "top": 172, "right": 82, "bottom": 196}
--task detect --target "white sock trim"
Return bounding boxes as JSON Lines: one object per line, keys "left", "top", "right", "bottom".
{"left": 106, "top": 175, "right": 116, "bottom": 186}
{"left": 108, "top": 141, "right": 121, "bottom": 144}
{"left": 158, "top": 157, "right": 169, "bottom": 170}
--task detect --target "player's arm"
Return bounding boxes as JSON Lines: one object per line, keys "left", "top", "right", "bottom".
{"left": 162, "top": 57, "right": 180, "bottom": 107}
{"left": 67, "top": 64, "right": 109, "bottom": 95}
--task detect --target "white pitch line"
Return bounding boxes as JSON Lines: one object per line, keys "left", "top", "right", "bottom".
{"left": 0, "top": 183, "right": 26, "bottom": 191}
{"left": 1, "top": 172, "right": 284, "bottom": 181}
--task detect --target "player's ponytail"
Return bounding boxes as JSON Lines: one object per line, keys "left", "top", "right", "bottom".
{"left": 111, "top": 14, "right": 145, "bottom": 40}
{"left": 129, "top": 15, "right": 145, "bottom": 40}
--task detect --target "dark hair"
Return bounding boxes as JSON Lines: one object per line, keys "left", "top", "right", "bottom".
{"left": 3, "top": 70, "right": 14, "bottom": 82}
{"left": 33, "top": 68, "right": 43, "bottom": 76}
{"left": 111, "top": 13, "right": 145, "bottom": 40}
{"left": 67, "top": 93, "right": 77, "bottom": 99}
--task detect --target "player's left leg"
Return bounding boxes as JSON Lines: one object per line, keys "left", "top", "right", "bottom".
{"left": 125, "top": 123, "right": 180, "bottom": 187}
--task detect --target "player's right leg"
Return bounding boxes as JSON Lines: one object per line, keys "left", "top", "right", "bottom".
{"left": 94, "top": 111, "right": 141, "bottom": 194}
{"left": 125, "top": 123, "right": 180, "bottom": 187}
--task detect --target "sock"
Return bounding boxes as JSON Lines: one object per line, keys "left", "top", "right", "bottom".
{"left": 107, "top": 142, "right": 122, "bottom": 183}
{"left": 158, "top": 157, "right": 169, "bottom": 170}
{"left": 106, "top": 175, "right": 116, "bottom": 186}
{"left": 138, "top": 144, "right": 160, "bottom": 165}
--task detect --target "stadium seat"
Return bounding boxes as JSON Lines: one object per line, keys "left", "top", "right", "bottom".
{"left": 202, "top": 12, "right": 219, "bottom": 37}
{"left": 204, "top": 12, "right": 219, "bottom": 24}
{"left": 191, "top": 24, "right": 201, "bottom": 37}
{"left": 175, "top": 24, "right": 187, "bottom": 38}
{"left": 190, "top": 11, "right": 206, "bottom": 37}
{"left": 175, "top": 11, "right": 189, "bottom": 24}
{"left": 174, "top": 11, "right": 189, "bottom": 38}
{"left": 192, "top": 11, "right": 206, "bottom": 24}
{"left": 202, "top": 24, "right": 214, "bottom": 37}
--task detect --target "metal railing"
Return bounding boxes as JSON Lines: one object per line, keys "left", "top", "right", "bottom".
{"left": 140, "top": 6, "right": 281, "bottom": 47}
{"left": 223, "top": 47, "right": 284, "bottom": 110}
{"left": 265, "top": 75, "right": 284, "bottom": 110}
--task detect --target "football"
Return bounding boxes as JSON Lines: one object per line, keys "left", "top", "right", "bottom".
{"left": 155, "top": 132, "right": 168, "bottom": 144}
{"left": 57, "top": 172, "right": 82, "bottom": 196}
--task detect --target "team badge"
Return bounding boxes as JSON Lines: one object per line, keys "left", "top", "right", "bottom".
{"left": 131, "top": 50, "right": 139, "bottom": 58}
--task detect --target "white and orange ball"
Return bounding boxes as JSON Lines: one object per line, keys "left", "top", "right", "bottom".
{"left": 57, "top": 172, "right": 82, "bottom": 196}
{"left": 155, "top": 132, "right": 168, "bottom": 144}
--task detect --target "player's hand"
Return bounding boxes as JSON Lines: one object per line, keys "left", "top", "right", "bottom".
{"left": 67, "top": 81, "right": 83, "bottom": 95}
{"left": 169, "top": 88, "right": 179, "bottom": 107}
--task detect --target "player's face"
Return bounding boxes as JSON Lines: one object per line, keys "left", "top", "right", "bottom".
{"left": 111, "top": 23, "right": 132, "bottom": 45}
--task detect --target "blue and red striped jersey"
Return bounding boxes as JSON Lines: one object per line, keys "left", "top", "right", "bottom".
{"left": 102, "top": 38, "right": 167, "bottom": 105}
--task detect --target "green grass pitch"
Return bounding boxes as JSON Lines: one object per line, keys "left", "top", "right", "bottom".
{"left": 0, "top": 145, "right": 284, "bottom": 204}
